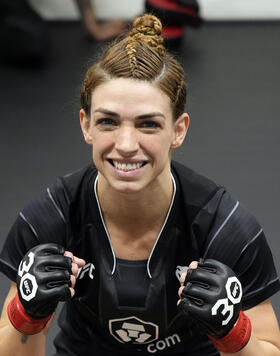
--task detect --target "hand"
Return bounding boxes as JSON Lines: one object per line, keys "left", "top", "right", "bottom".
{"left": 8, "top": 243, "right": 85, "bottom": 334}
{"left": 81, "top": 8, "right": 128, "bottom": 41}
{"left": 85, "top": 19, "right": 128, "bottom": 41}
{"left": 178, "top": 259, "right": 242, "bottom": 337}
{"left": 178, "top": 259, "right": 251, "bottom": 353}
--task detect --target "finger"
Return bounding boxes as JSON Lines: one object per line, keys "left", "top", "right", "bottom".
{"left": 41, "top": 270, "right": 71, "bottom": 286}
{"left": 69, "top": 287, "right": 75, "bottom": 298}
{"left": 34, "top": 243, "right": 65, "bottom": 256}
{"left": 64, "top": 252, "right": 85, "bottom": 268}
{"left": 180, "top": 271, "right": 187, "bottom": 285}
{"left": 177, "top": 298, "right": 181, "bottom": 306}
{"left": 181, "top": 261, "right": 199, "bottom": 286}
{"left": 177, "top": 297, "right": 192, "bottom": 316}
{"left": 69, "top": 273, "right": 78, "bottom": 297}
{"left": 178, "top": 286, "right": 185, "bottom": 297}
{"left": 182, "top": 284, "right": 217, "bottom": 307}
{"left": 189, "top": 261, "right": 199, "bottom": 269}
{"left": 64, "top": 251, "right": 74, "bottom": 261}
{"left": 70, "top": 274, "right": 76, "bottom": 289}
{"left": 184, "top": 267, "right": 218, "bottom": 287}
{"left": 73, "top": 255, "right": 86, "bottom": 268}
{"left": 48, "top": 284, "right": 71, "bottom": 302}
{"left": 43, "top": 255, "right": 72, "bottom": 271}
{"left": 71, "top": 262, "right": 79, "bottom": 276}
{"left": 179, "top": 261, "right": 199, "bottom": 285}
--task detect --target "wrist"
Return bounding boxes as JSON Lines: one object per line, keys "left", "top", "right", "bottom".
{"left": 208, "top": 310, "right": 252, "bottom": 353}
{"left": 7, "top": 293, "right": 52, "bottom": 335}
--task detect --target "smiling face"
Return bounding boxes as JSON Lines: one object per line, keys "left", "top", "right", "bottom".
{"left": 80, "top": 78, "right": 189, "bottom": 195}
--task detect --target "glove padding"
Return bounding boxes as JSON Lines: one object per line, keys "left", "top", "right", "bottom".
{"left": 16, "top": 243, "right": 72, "bottom": 319}
{"left": 178, "top": 259, "right": 243, "bottom": 339}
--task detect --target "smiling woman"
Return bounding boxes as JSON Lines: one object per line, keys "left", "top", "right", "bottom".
{"left": 0, "top": 13, "right": 279, "bottom": 356}
{"left": 79, "top": 77, "right": 188, "bottom": 196}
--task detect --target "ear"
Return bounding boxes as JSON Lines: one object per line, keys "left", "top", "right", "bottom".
{"left": 171, "top": 113, "right": 190, "bottom": 149}
{"left": 80, "top": 109, "right": 93, "bottom": 145}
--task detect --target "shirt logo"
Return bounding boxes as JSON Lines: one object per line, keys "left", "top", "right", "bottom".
{"left": 77, "top": 262, "right": 95, "bottom": 280}
{"left": 18, "top": 251, "right": 38, "bottom": 301}
{"left": 109, "top": 316, "right": 159, "bottom": 344}
{"left": 147, "top": 334, "right": 181, "bottom": 353}
{"left": 211, "top": 276, "right": 243, "bottom": 326}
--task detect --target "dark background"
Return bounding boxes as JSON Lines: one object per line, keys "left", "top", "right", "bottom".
{"left": 0, "top": 21, "right": 279, "bottom": 354}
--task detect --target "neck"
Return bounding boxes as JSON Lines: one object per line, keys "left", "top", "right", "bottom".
{"left": 96, "top": 173, "right": 174, "bottom": 227}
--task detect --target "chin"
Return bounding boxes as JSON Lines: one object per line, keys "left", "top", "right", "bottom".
{"left": 109, "top": 182, "right": 146, "bottom": 195}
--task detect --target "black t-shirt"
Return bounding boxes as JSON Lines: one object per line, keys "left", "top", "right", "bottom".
{"left": 0, "top": 161, "right": 279, "bottom": 356}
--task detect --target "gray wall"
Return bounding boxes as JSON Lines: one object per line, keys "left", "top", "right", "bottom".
{"left": 0, "top": 18, "right": 279, "bottom": 355}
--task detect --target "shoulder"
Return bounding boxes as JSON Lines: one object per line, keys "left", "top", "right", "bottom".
{"left": 0, "top": 165, "right": 98, "bottom": 280}
{"left": 171, "top": 161, "right": 264, "bottom": 261}
{"left": 21, "top": 164, "right": 97, "bottom": 246}
{"left": 53, "top": 164, "right": 97, "bottom": 203}
{"left": 171, "top": 160, "right": 222, "bottom": 223}
{"left": 21, "top": 165, "right": 96, "bottom": 220}
{"left": 202, "top": 194, "right": 263, "bottom": 263}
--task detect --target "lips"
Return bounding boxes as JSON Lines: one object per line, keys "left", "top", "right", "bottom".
{"left": 108, "top": 159, "right": 147, "bottom": 172}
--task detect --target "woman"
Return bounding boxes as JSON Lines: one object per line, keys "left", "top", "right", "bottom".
{"left": 0, "top": 14, "right": 279, "bottom": 356}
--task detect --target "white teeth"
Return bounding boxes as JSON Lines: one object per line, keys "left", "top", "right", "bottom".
{"left": 113, "top": 161, "right": 143, "bottom": 171}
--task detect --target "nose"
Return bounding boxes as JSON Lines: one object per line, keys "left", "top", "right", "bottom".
{"left": 115, "top": 126, "right": 139, "bottom": 156}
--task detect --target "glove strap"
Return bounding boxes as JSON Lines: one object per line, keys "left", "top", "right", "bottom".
{"left": 7, "top": 293, "right": 52, "bottom": 335}
{"left": 208, "top": 310, "right": 252, "bottom": 353}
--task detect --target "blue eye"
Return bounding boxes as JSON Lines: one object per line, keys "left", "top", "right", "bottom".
{"left": 141, "top": 121, "right": 160, "bottom": 128}
{"left": 97, "top": 118, "right": 116, "bottom": 126}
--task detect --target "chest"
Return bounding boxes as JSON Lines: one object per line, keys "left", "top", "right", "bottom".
{"left": 72, "top": 207, "right": 202, "bottom": 346}
{"left": 106, "top": 225, "right": 162, "bottom": 260}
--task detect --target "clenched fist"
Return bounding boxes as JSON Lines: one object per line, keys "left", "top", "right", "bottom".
{"left": 178, "top": 259, "right": 251, "bottom": 353}
{"left": 8, "top": 243, "right": 85, "bottom": 334}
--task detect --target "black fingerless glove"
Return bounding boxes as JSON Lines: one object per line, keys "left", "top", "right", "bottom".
{"left": 179, "top": 259, "right": 251, "bottom": 353}
{"left": 8, "top": 243, "right": 72, "bottom": 334}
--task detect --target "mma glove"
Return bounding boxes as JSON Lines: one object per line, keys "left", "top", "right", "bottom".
{"left": 8, "top": 243, "right": 72, "bottom": 334}
{"left": 179, "top": 259, "right": 251, "bottom": 353}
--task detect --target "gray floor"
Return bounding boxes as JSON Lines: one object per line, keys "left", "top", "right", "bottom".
{"left": 0, "top": 21, "right": 279, "bottom": 354}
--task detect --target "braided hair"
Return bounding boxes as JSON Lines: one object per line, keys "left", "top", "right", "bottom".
{"left": 81, "top": 14, "right": 186, "bottom": 120}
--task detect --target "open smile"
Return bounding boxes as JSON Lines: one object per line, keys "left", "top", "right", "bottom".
{"left": 108, "top": 159, "right": 148, "bottom": 172}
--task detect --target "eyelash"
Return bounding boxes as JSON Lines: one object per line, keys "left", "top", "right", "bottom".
{"left": 139, "top": 121, "right": 161, "bottom": 129}
{"left": 96, "top": 118, "right": 117, "bottom": 126}
{"left": 95, "top": 118, "right": 161, "bottom": 129}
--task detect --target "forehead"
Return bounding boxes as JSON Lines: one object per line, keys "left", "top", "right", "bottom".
{"left": 90, "top": 78, "right": 172, "bottom": 117}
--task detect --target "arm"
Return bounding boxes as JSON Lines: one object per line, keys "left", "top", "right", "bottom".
{"left": 221, "top": 299, "right": 280, "bottom": 356}
{"left": 74, "top": 0, "right": 127, "bottom": 40}
{"left": 0, "top": 283, "right": 49, "bottom": 356}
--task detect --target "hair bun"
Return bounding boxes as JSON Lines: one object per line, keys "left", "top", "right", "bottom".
{"left": 128, "top": 14, "right": 166, "bottom": 56}
{"left": 131, "top": 14, "right": 162, "bottom": 37}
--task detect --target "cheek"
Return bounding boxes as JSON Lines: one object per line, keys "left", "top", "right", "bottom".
{"left": 92, "top": 133, "right": 113, "bottom": 153}
{"left": 141, "top": 134, "right": 172, "bottom": 157}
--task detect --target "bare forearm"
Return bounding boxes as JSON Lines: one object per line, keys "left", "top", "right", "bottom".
{"left": 0, "top": 323, "right": 46, "bottom": 356}
{"left": 74, "top": 0, "right": 94, "bottom": 16}
{"left": 221, "top": 333, "right": 280, "bottom": 356}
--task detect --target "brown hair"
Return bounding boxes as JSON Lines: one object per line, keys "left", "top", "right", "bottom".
{"left": 80, "top": 14, "right": 186, "bottom": 120}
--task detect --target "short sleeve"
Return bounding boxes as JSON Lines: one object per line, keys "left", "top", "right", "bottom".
{"left": 234, "top": 231, "right": 280, "bottom": 310}
{"left": 0, "top": 178, "right": 70, "bottom": 282}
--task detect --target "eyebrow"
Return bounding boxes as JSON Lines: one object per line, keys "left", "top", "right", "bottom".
{"left": 93, "top": 108, "right": 166, "bottom": 120}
